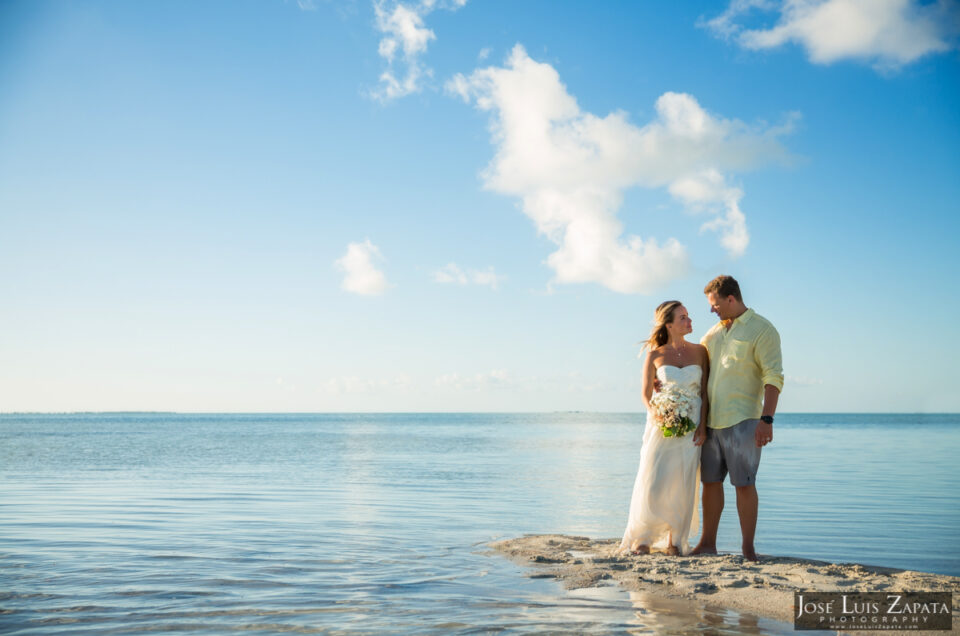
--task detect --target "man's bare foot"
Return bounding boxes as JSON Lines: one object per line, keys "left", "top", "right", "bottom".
{"left": 742, "top": 546, "right": 759, "bottom": 562}
{"left": 631, "top": 543, "right": 650, "bottom": 555}
{"left": 666, "top": 544, "right": 680, "bottom": 556}
{"left": 690, "top": 543, "right": 717, "bottom": 555}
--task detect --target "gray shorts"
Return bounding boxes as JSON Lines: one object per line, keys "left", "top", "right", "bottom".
{"left": 701, "top": 418, "right": 762, "bottom": 487}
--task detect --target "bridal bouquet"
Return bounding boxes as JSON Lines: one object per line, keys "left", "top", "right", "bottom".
{"left": 649, "top": 386, "right": 697, "bottom": 438}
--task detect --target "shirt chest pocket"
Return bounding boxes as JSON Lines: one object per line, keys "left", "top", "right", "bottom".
{"left": 720, "top": 339, "right": 752, "bottom": 369}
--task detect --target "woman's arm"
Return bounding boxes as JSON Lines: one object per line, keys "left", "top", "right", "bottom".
{"left": 641, "top": 349, "right": 657, "bottom": 412}
{"left": 693, "top": 345, "right": 709, "bottom": 446}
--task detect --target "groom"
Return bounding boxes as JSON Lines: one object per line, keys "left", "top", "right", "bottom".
{"left": 692, "top": 275, "right": 783, "bottom": 562}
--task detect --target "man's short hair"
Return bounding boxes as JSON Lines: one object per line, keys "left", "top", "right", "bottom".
{"left": 704, "top": 275, "right": 743, "bottom": 302}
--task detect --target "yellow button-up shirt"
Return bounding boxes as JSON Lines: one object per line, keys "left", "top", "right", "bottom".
{"left": 701, "top": 308, "right": 783, "bottom": 430}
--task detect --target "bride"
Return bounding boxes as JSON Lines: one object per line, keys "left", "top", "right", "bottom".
{"left": 618, "top": 300, "right": 709, "bottom": 556}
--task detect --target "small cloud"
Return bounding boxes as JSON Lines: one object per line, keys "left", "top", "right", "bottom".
{"left": 469, "top": 266, "right": 504, "bottom": 290}
{"left": 478, "top": 46, "right": 492, "bottom": 60}
{"left": 434, "top": 369, "right": 616, "bottom": 393}
{"left": 669, "top": 169, "right": 749, "bottom": 257}
{"left": 371, "top": 0, "right": 469, "bottom": 101}
{"left": 444, "top": 73, "right": 472, "bottom": 102}
{"left": 700, "top": 0, "right": 777, "bottom": 40}
{"left": 432, "top": 263, "right": 504, "bottom": 289}
{"left": 274, "top": 376, "right": 298, "bottom": 392}
{"left": 334, "top": 239, "right": 391, "bottom": 296}
{"left": 701, "top": 0, "right": 960, "bottom": 71}
{"left": 432, "top": 262, "right": 469, "bottom": 285}
{"left": 787, "top": 374, "right": 824, "bottom": 387}
{"left": 434, "top": 369, "right": 512, "bottom": 391}
{"left": 324, "top": 374, "right": 412, "bottom": 394}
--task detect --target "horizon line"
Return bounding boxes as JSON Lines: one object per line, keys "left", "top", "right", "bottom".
{"left": 2, "top": 411, "right": 958, "bottom": 416}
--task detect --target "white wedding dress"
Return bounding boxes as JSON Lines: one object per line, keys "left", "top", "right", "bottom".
{"left": 619, "top": 365, "right": 702, "bottom": 555}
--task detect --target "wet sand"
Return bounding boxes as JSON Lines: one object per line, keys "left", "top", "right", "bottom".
{"left": 490, "top": 534, "right": 960, "bottom": 632}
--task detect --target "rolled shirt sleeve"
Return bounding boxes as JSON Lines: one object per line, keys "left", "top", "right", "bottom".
{"left": 755, "top": 325, "right": 784, "bottom": 392}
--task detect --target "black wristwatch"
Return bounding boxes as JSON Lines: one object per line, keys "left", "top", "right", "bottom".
{"left": 760, "top": 415, "right": 774, "bottom": 425}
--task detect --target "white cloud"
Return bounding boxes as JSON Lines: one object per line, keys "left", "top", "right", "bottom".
{"left": 469, "top": 266, "right": 503, "bottom": 290}
{"left": 434, "top": 369, "right": 618, "bottom": 393}
{"left": 446, "top": 45, "right": 792, "bottom": 293}
{"left": 432, "top": 263, "right": 504, "bottom": 289}
{"left": 669, "top": 169, "right": 749, "bottom": 257}
{"left": 432, "top": 262, "right": 469, "bottom": 285}
{"left": 372, "top": 0, "right": 469, "bottom": 101}
{"left": 324, "top": 374, "right": 413, "bottom": 394}
{"left": 787, "top": 374, "right": 824, "bottom": 386}
{"left": 703, "top": 0, "right": 779, "bottom": 39}
{"left": 434, "top": 369, "right": 512, "bottom": 391}
{"left": 703, "top": 0, "right": 960, "bottom": 69}
{"left": 334, "top": 239, "right": 391, "bottom": 295}
{"left": 275, "top": 377, "right": 298, "bottom": 392}
{"left": 478, "top": 47, "right": 492, "bottom": 61}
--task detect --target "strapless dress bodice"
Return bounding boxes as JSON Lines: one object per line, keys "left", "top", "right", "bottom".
{"left": 656, "top": 365, "right": 702, "bottom": 393}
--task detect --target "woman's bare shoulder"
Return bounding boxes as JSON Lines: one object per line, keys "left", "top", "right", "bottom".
{"left": 644, "top": 346, "right": 665, "bottom": 362}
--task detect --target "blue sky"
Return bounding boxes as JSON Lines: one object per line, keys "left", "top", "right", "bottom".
{"left": 1, "top": 0, "right": 958, "bottom": 412}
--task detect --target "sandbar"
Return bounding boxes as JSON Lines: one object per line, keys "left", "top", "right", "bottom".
{"left": 490, "top": 534, "right": 960, "bottom": 632}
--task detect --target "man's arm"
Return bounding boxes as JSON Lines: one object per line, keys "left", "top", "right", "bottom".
{"left": 762, "top": 384, "right": 780, "bottom": 420}
{"left": 754, "top": 325, "right": 783, "bottom": 447}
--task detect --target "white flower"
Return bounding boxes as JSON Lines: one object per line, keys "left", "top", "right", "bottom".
{"left": 650, "top": 385, "right": 698, "bottom": 438}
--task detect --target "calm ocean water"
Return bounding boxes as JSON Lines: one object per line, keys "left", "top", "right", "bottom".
{"left": 1, "top": 413, "right": 957, "bottom": 634}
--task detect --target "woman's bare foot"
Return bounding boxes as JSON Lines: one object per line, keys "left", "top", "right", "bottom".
{"left": 742, "top": 545, "right": 759, "bottom": 562}
{"left": 630, "top": 543, "right": 650, "bottom": 555}
{"left": 690, "top": 542, "right": 718, "bottom": 555}
{"left": 666, "top": 544, "right": 680, "bottom": 556}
